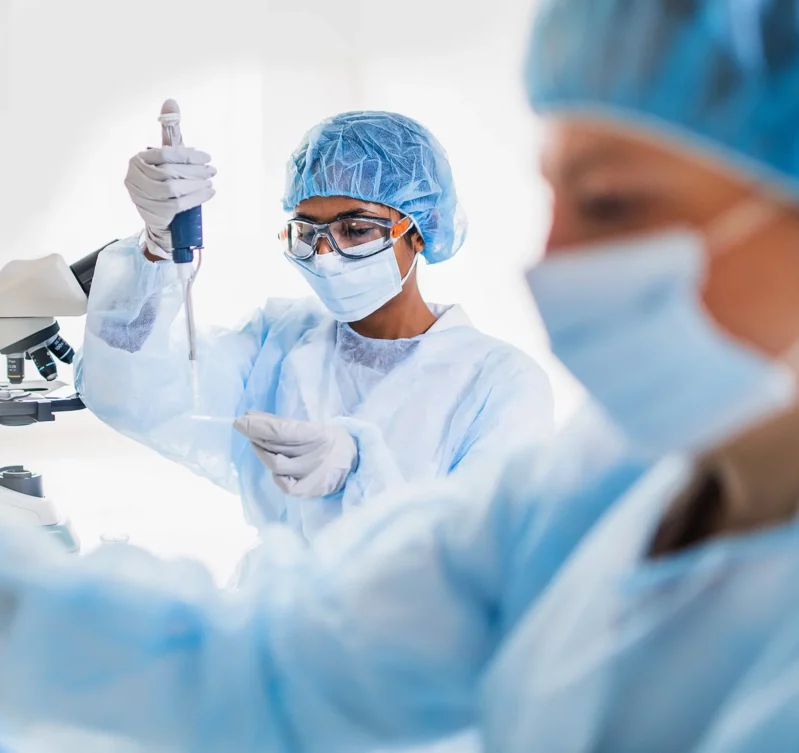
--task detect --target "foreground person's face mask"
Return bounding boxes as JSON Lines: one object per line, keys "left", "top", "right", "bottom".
{"left": 526, "top": 203, "right": 798, "bottom": 455}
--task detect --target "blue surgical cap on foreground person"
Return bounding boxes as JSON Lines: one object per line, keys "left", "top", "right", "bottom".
{"left": 75, "top": 110, "right": 553, "bottom": 542}
{"left": 6, "top": 1, "right": 799, "bottom": 751}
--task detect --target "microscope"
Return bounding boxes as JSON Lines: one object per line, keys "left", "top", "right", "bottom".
{"left": 0, "top": 243, "right": 113, "bottom": 551}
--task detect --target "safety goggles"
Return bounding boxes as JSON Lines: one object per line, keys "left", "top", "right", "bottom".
{"left": 280, "top": 214, "right": 414, "bottom": 260}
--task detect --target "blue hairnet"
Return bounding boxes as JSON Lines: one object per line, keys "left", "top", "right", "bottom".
{"left": 283, "top": 111, "right": 466, "bottom": 264}
{"left": 526, "top": 0, "right": 799, "bottom": 197}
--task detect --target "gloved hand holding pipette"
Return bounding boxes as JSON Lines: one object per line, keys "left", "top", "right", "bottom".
{"left": 124, "top": 102, "right": 216, "bottom": 261}
{"left": 124, "top": 100, "right": 214, "bottom": 390}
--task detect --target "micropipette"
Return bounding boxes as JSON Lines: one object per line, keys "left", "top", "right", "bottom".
{"left": 158, "top": 99, "right": 203, "bottom": 398}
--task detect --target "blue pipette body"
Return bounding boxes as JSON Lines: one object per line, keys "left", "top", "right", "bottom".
{"left": 170, "top": 205, "right": 203, "bottom": 265}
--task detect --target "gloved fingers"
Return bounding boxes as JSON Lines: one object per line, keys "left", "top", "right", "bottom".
{"left": 147, "top": 179, "right": 213, "bottom": 201}
{"left": 255, "top": 448, "right": 319, "bottom": 479}
{"left": 129, "top": 186, "right": 215, "bottom": 227}
{"left": 234, "top": 411, "right": 299, "bottom": 441}
{"left": 261, "top": 425, "right": 355, "bottom": 469}
{"left": 126, "top": 167, "right": 213, "bottom": 200}
{"left": 138, "top": 146, "right": 212, "bottom": 166}
{"left": 284, "top": 472, "right": 325, "bottom": 498}
{"left": 134, "top": 158, "right": 217, "bottom": 182}
{"left": 235, "top": 412, "right": 328, "bottom": 449}
{"left": 144, "top": 234, "right": 172, "bottom": 260}
{"left": 272, "top": 474, "right": 298, "bottom": 495}
{"left": 172, "top": 186, "right": 216, "bottom": 214}
{"left": 251, "top": 444, "right": 281, "bottom": 474}
{"left": 127, "top": 196, "right": 167, "bottom": 230}
{"left": 245, "top": 434, "right": 353, "bottom": 498}
{"left": 234, "top": 414, "right": 258, "bottom": 439}
{"left": 285, "top": 467, "right": 350, "bottom": 498}
{"left": 253, "top": 438, "right": 327, "bottom": 458}
{"left": 274, "top": 470, "right": 324, "bottom": 498}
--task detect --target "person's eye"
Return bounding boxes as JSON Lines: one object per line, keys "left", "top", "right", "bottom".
{"left": 577, "top": 193, "right": 649, "bottom": 224}
{"left": 342, "top": 222, "right": 380, "bottom": 239}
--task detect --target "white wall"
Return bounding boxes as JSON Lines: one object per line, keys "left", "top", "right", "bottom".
{"left": 1, "top": 0, "right": 583, "bottom": 578}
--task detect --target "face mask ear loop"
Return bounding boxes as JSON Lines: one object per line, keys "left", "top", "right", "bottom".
{"left": 400, "top": 252, "right": 420, "bottom": 286}
{"left": 704, "top": 198, "right": 779, "bottom": 257}
{"left": 393, "top": 214, "right": 421, "bottom": 287}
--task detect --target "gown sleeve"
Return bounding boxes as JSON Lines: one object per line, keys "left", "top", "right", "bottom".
{"left": 75, "top": 235, "right": 274, "bottom": 492}
{"left": 333, "top": 360, "right": 554, "bottom": 512}
{"left": 0, "top": 457, "right": 542, "bottom": 753}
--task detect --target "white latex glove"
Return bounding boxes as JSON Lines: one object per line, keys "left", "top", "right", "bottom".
{"left": 124, "top": 145, "right": 216, "bottom": 259}
{"left": 234, "top": 412, "right": 358, "bottom": 498}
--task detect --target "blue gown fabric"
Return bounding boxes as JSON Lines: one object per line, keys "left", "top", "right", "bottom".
{"left": 5, "top": 409, "right": 799, "bottom": 751}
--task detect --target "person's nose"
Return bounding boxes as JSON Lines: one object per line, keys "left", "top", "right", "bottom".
{"left": 315, "top": 235, "right": 334, "bottom": 255}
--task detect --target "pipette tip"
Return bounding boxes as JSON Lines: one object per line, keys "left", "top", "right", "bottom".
{"left": 186, "top": 415, "right": 234, "bottom": 425}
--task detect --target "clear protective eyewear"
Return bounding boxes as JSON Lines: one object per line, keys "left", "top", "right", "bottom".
{"left": 279, "top": 214, "right": 414, "bottom": 260}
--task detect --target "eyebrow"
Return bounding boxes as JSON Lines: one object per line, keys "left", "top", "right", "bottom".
{"left": 292, "top": 208, "right": 387, "bottom": 223}
{"left": 547, "top": 146, "right": 630, "bottom": 185}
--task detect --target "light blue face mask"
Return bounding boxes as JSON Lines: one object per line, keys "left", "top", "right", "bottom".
{"left": 286, "top": 245, "right": 419, "bottom": 323}
{"left": 526, "top": 226, "right": 797, "bottom": 455}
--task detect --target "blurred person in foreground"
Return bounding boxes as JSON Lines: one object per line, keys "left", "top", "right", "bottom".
{"left": 1, "top": 1, "right": 799, "bottom": 752}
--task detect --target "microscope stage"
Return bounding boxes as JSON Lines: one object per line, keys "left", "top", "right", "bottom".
{"left": 0, "top": 380, "right": 84, "bottom": 426}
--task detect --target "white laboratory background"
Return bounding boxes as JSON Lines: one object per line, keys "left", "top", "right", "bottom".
{"left": 0, "top": 0, "right": 583, "bottom": 581}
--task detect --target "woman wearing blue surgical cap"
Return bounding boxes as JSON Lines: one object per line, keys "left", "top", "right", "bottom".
{"left": 7, "top": 2, "right": 799, "bottom": 752}
{"left": 76, "top": 110, "right": 553, "bottom": 540}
